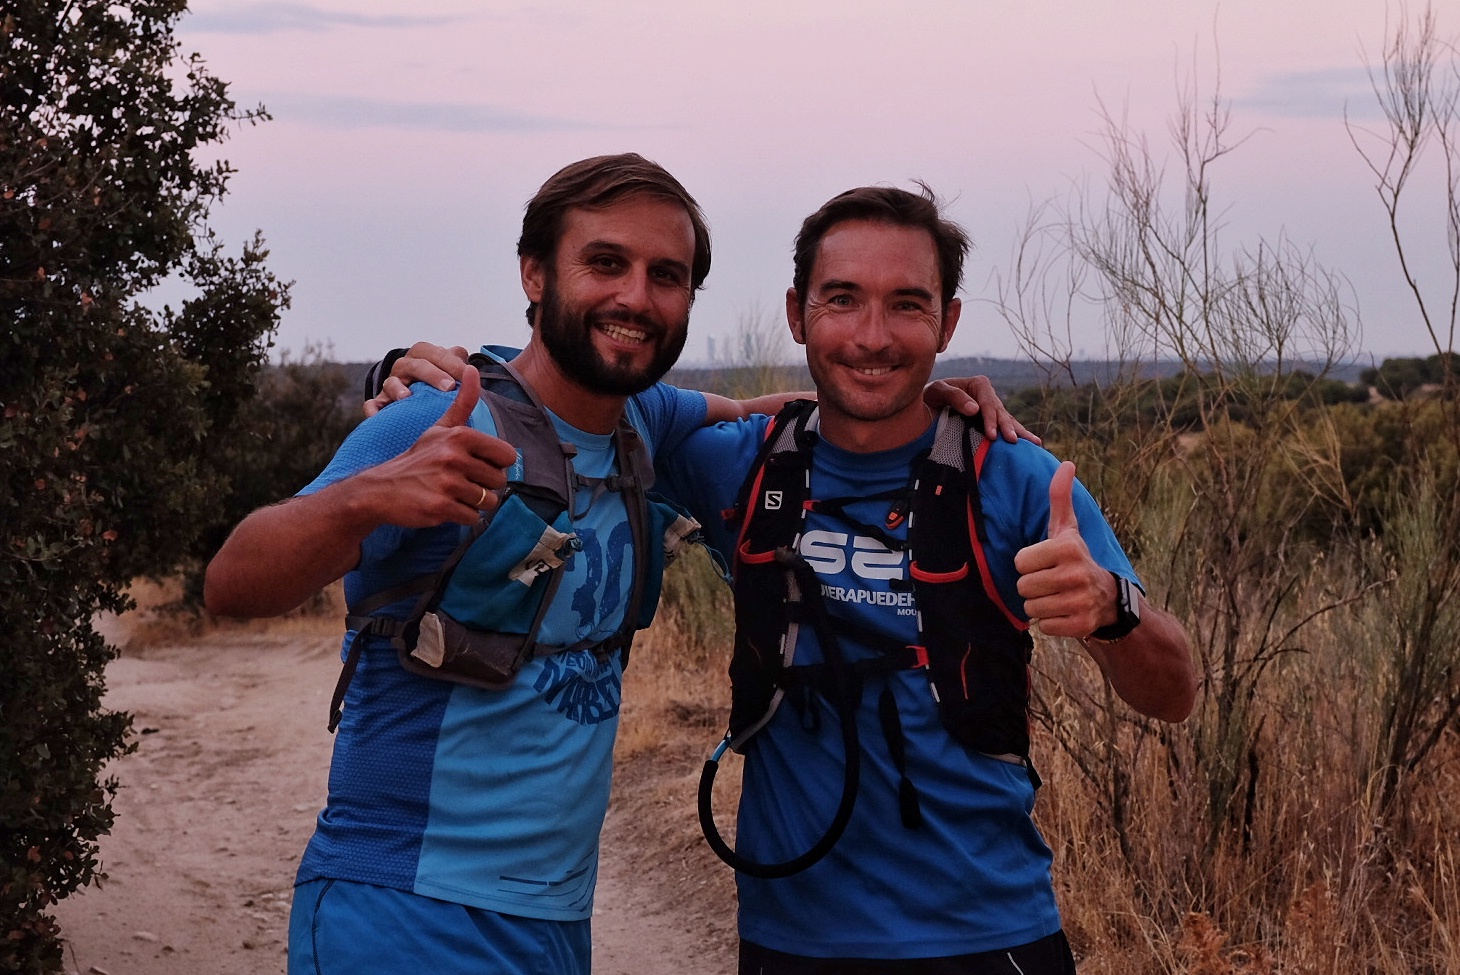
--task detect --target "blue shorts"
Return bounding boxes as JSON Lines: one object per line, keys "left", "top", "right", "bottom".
{"left": 289, "top": 878, "right": 591, "bottom": 975}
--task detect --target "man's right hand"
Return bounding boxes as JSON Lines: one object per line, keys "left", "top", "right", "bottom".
{"left": 364, "top": 342, "right": 472, "bottom": 417}
{"left": 356, "top": 362, "right": 517, "bottom": 526}
{"left": 207, "top": 362, "right": 516, "bottom": 618}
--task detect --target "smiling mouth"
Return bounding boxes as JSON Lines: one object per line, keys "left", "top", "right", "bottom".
{"left": 848, "top": 363, "right": 896, "bottom": 377}
{"left": 599, "top": 321, "right": 651, "bottom": 346}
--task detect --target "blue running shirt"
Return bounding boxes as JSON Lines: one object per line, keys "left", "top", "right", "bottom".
{"left": 657, "top": 415, "right": 1137, "bottom": 958}
{"left": 294, "top": 369, "right": 706, "bottom": 922}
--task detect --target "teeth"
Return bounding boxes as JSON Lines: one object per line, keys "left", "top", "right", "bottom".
{"left": 602, "top": 323, "right": 647, "bottom": 344}
{"left": 855, "top": 366, "right": 892, "bottom": 376}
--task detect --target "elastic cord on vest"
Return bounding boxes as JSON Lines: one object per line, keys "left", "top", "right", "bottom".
{"left": 697, "top": 548, "right": 863, "bottom": 879}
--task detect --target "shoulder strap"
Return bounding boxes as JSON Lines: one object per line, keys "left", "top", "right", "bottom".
{"left": 700, "top": 400, "right": 866, "bottom": 878}
{"left": 907, "top": 409, "right": 1037, "bottom": 780}
{"left": 598, "top": 415, "right": 654, "bottom": 657}
{"left": 728, "top": 399, "right": 818, "bottom": 559}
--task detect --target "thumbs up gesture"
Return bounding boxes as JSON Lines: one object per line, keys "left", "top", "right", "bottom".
{"left": 357, "top": 362, "right": 519, "bottom": 528}
{"left": 1013, "top": 461, "right": 1118, "bottom": 638}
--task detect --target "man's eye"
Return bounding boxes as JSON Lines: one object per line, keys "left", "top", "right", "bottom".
{"left": 828, "top": 294, "right": 855, "bottom": 307}
{"left": 653, "top": 267, "right": 687, "bottom": 286}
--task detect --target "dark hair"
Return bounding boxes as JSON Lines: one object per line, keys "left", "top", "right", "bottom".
{"left": 517, "top": 153, "right": 712, "bottom": 323}
{"left": 791, "top": 182, "right": 969, "bottom": 311}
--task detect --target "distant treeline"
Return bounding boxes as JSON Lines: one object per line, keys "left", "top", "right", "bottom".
{"left": 326, "top": 353, "right": 1450, "bottom": 411}
{"left": 659, "top": 355, "right": 1395, "bottom": 402}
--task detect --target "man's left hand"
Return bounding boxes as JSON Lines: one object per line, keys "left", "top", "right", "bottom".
{"left": 923, "top": 377, "right": 1040, "bottom": 444}
{"left": 1013, "top": 461, "right": 1114, "bottom": 636}
{"left": 364, "top": 342, "right": 471, "bottom": 417}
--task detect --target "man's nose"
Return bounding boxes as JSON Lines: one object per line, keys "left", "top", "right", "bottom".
{"left": 854, "top": 305, "right": 895, "bottom": 350}
{"left": 613, "top": 267, "right": 653, "bottom": 314}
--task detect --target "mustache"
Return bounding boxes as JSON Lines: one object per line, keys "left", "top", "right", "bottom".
{"left": 841, "top": 354, "right": 902, "bottom": 368}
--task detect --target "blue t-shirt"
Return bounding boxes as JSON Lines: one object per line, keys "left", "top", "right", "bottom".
{"left": 294, "top": 371, "right": 706, "bottom": 922}
{"left": 657, "top": 413, "right": 1137, "bottom": 958}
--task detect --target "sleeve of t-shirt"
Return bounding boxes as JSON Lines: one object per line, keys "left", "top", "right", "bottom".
{"left": 627, "top": 381, "right": 710, "bottom": 462}
{"left": 976, "top": 438, "right": 1140, "bottom": 619}
{"left": 651, "top": 416, "right": 770, "bottom": 565}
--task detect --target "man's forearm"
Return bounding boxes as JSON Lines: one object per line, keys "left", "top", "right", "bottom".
{"left": 1083, "top": 604, "right": 1199, "bottom": 722}
{"left": 204, "top": 488, "right": 375, "bottom": 618}
{"left": 702, "top": 391, "right": 813, "bottom": 423}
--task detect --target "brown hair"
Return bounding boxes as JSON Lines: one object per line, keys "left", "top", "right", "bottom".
{"left": 518, "top": 153, "right": 712, "bottom": 322}
{"left": 791, "top": 182, "right": 969, "bottom": 311}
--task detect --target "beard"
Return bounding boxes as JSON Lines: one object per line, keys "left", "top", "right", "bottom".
{"left": 536, "top": 276, "right": 689, "bottom": 397}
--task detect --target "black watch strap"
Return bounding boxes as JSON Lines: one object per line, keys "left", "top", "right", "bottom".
{"left": 1088, "top": 572, "right": 1140, "bottom": 643}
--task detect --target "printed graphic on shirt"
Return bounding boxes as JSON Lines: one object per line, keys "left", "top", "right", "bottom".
{"left": 533, "top": 652, "right": 621, "bottom": 726}
{"left": 570, "top": 522, "right": 631, "bottom": 627}
{"left": 799, "top": 530, "right": 919, "bottom": 616}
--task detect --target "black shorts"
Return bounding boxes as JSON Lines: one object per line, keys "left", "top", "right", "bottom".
{"left": 738, "top": 930, "right": 1077, "bottom": 975}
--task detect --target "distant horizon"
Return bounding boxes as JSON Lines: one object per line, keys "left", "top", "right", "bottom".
{"left": 320, "top": 346, "right": 1435, "bottom": 371}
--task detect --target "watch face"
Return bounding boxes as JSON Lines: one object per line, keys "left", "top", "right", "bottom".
{"left": 1119, "top": 576, "right": 1140, "bottom": 622}
{"left": 1091, "top": 574, "right": 1140, "bottom": 642}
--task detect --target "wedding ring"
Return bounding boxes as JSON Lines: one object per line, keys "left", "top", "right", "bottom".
{"left": 476, "top": 485, "right": 489, "bottom": 509}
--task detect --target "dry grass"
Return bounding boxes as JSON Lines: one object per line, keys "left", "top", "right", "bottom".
{"left": 618, "top": 553, "right": 1460, "bottom": 973}
{"left": 1022, "top": 600, "right": 1460, "bottom": 974}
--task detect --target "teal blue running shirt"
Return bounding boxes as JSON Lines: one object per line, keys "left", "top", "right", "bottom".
{"left": 294, "top": 373, "right": 706, "bottom": 922}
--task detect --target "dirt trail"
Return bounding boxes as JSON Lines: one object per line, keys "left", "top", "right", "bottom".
{"left": 53, "top": 606, "right": 728, "bottom": 975}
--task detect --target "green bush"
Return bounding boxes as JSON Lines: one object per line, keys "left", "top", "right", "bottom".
{"left": 176, "top": 349, "right": 358, "bottom": 608}
{"left": 0, "top": 2, "right": 285, "bottom": 969}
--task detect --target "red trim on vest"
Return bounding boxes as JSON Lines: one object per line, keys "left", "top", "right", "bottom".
{"left": 969, "top": 437, "right": 1029, "bottom": 631}
{"left": 737, "top": 540, "right": 779, "bottom": 565}
{"left": 732, "top": 419, "right": 781, "bottom": 572}
{"left": 909, "top": 561, "right": 969, "bottom": 584}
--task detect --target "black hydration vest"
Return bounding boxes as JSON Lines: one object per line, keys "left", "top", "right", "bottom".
{"left": 330, "top": 351, "right": 695, "bottom": 732}
{"left": 698, "top": 400, "right": 1037, "bottom": 878}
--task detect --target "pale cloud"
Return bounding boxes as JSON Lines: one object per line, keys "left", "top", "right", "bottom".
{"left": 1239, "top": 67, "right": 1382, "bottom": 120}
{"left": 261, "top": 93, "right": 598, "bottom": 133}
{"left": 184, "top": 2, "right": 461, "bottom": 34}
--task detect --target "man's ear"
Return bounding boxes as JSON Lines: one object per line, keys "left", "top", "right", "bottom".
{"left": 937, "top": 298, "right": 962, "bottom": 353}
{"left": 521, "top": 255, "right": 546, "bottom": 305}
{"left": 786, "top": 287, "right": 807, "bottom": 346}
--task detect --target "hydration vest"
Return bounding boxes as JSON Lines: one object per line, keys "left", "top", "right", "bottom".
{"left": 329, "top": 351, "right": 699, "bottom": 732}
{"left": 698, "top": 400, "right": 1036, "bottom": 878}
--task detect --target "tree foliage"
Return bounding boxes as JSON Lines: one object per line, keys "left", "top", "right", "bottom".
{"left": 1361, "top": 351, "right": 1459, "bottom": 399}
{"left": 176, "top": 347, "right": 358, "bottom": 607}
{"left": 0, "top": 2, "right": 287, "bottom": 969}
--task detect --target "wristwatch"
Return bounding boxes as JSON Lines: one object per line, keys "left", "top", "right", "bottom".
{"left": 1088, "top": 572, "right": 1140, "bottom": 643}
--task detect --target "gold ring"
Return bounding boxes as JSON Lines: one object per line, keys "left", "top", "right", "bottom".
{"left": 476, "top": 485, "right": 488, "bottom": 509}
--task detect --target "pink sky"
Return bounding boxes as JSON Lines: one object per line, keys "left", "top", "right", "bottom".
{"left": 176, "top": 0, "right": 1454, "bottom": 366}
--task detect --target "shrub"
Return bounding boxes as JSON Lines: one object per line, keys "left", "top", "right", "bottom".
{"left": 0, "top": 2, "right": 285, "bottom": 969}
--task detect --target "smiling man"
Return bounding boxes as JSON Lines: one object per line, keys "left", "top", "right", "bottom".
{"left": 660, "top": 184, "right": 1198, "bottom": 974}
{"left": 204, "top": 154, "right": 782, "bottom": 975}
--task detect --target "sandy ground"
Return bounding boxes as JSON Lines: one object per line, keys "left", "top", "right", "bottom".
{"left": 53, "top": 599, "right": 734, "bottom": 975}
